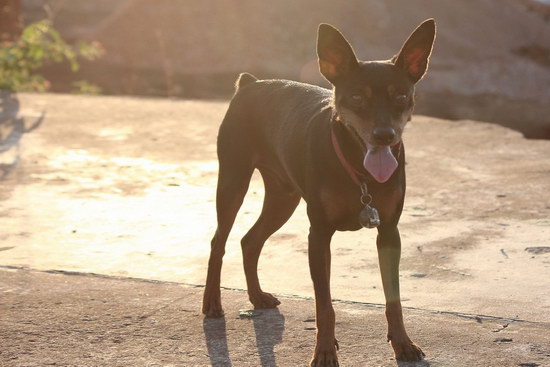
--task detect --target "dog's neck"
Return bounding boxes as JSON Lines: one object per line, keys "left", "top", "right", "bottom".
{"left": 330, "top": 113, "right": 368, "bottom": 182}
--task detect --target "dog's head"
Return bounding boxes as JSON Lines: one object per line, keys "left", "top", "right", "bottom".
{"left": 317, "top": 19, "right": 436, "bottom": 182}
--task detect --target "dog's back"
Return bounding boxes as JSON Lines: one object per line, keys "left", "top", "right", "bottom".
{"left": 218, "top": 74, "right": 333, "bottom": 193}
{"left": 226, "top": 74, "right": 333, "bottom": 138}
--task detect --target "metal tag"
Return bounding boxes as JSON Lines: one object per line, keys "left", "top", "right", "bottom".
{"left": 359, "top": 204, "right": 380, "bottom": 228}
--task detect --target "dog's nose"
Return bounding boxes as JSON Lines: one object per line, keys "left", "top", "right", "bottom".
{"left": 372, "top": 127, "right": 396, "bottom": 145}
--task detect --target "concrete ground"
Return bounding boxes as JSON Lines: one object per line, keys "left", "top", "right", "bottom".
{"left": 0, "top": 93, "right": 549, "bottom": 366}
{"left": 1, "top": 267, "right": 549, "bottom": 367}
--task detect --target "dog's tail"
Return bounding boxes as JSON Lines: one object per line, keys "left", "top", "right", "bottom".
{"left": 235, "top": 72, "right": 258, "bottom": 91}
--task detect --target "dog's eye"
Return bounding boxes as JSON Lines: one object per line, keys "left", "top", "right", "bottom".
{"left": 395, "top": 94, "right": 408, "bottom": 106}
{"left": 349, "top": 94, "right": 364, "bottom": 106}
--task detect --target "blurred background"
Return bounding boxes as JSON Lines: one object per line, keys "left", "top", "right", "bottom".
{"left": 2, "top": 0, "right": 550, "bottom": 138}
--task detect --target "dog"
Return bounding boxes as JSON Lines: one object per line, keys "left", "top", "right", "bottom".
{"left": 202, "top": 19, "right": 436, "bottom": 366}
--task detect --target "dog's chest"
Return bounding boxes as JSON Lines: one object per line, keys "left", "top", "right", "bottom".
{"left": 318, "top": 185, "right": 364, "bottom": 231}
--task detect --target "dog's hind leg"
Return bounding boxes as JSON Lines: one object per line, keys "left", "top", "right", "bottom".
{"left": 202, "top": 127, "right": 255, "bottom": 318}
{"left": 241, "top": 168, "right": 300, "bottom": 309}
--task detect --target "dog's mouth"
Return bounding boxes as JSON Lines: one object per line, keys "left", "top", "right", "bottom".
{"left": 345, "top": 124, "right": 398, "bottom": 183}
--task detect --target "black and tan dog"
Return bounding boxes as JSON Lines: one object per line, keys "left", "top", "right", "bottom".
{"left": 203, "top": 19, "right": 436, "bottom": 366}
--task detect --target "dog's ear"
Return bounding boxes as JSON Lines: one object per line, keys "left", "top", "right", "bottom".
{"left": 317, "top": 24, "right": 358, "bottom": 84}
{"left": 394, "top": 19, "right": 436, "bottom": 83}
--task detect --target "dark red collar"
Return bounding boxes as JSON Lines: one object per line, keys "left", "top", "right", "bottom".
{"left": 331, "top": 125, "right": 402, "bottom": 186}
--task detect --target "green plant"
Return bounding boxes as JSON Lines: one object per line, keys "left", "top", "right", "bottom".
{"left": 72, "top": 80, "right": 102, "bottom": 95}
{"left": 0, "top": 19, "right": 104, "bottom": 92}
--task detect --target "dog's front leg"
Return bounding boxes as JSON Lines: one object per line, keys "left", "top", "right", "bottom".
{"left": 308, "top": 225, "right": 339, "bottom": 367}
{"left": 376, "top": 225, "right": 425, "bottom": 361}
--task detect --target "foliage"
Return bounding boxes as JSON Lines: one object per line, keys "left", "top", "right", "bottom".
{"left": 72, "top": 80, "right": 102, "bottom": 95}
{"left": 0, "top": 19, "right": 104, "bottom": 92}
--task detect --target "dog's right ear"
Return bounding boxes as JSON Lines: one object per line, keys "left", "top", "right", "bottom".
{"left": 317, "top": 24, "right": 358, "bottom": 84}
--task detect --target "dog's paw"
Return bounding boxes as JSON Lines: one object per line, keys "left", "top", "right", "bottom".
{"left": 202, "top": 293, "right": 224, "bottom": 318}
{"left": 249, "top": 291, "right": 281, "bottom": 309}
{"left": 310, "top": 340, "right": 339, "bottom": 367}
{"left": 310, "top": 350, "right": 339, "bottom": 366}
{"left": 391, "top": 337, "right": 425, "bottom": 362}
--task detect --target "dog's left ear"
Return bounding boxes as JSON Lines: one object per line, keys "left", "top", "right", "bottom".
{"left": 394, "top": 19, "right": 436, "bottom": 83}
{"left": 317, "top": 24, "right": 358, "bottom": 84}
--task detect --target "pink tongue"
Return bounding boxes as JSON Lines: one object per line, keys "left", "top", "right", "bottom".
{"left": 363, "top": 146, "right": 398, "bottom": 183}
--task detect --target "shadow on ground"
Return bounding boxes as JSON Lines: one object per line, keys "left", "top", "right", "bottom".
{"left": 204, "top": 309, "right": 285, "bottom": 367}
{"left": 0, "top": 93, "right": 44, "bottom": 179}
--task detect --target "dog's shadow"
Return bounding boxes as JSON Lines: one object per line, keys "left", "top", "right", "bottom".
{"left": 397, "top": 360, "right": 431, "bottom": 367}
{"left": 203, "top": 316, "right": 232, "bottom": 366}
{"left": 202, "top": 308, "right": 285, "bottom": 367}
{"left": 251, "top": 308, "right": 285, "bottom": 367}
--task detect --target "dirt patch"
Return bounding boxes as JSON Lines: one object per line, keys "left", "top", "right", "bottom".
{"left": 525, "top": 246, "right": 550, "bottom": 255}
